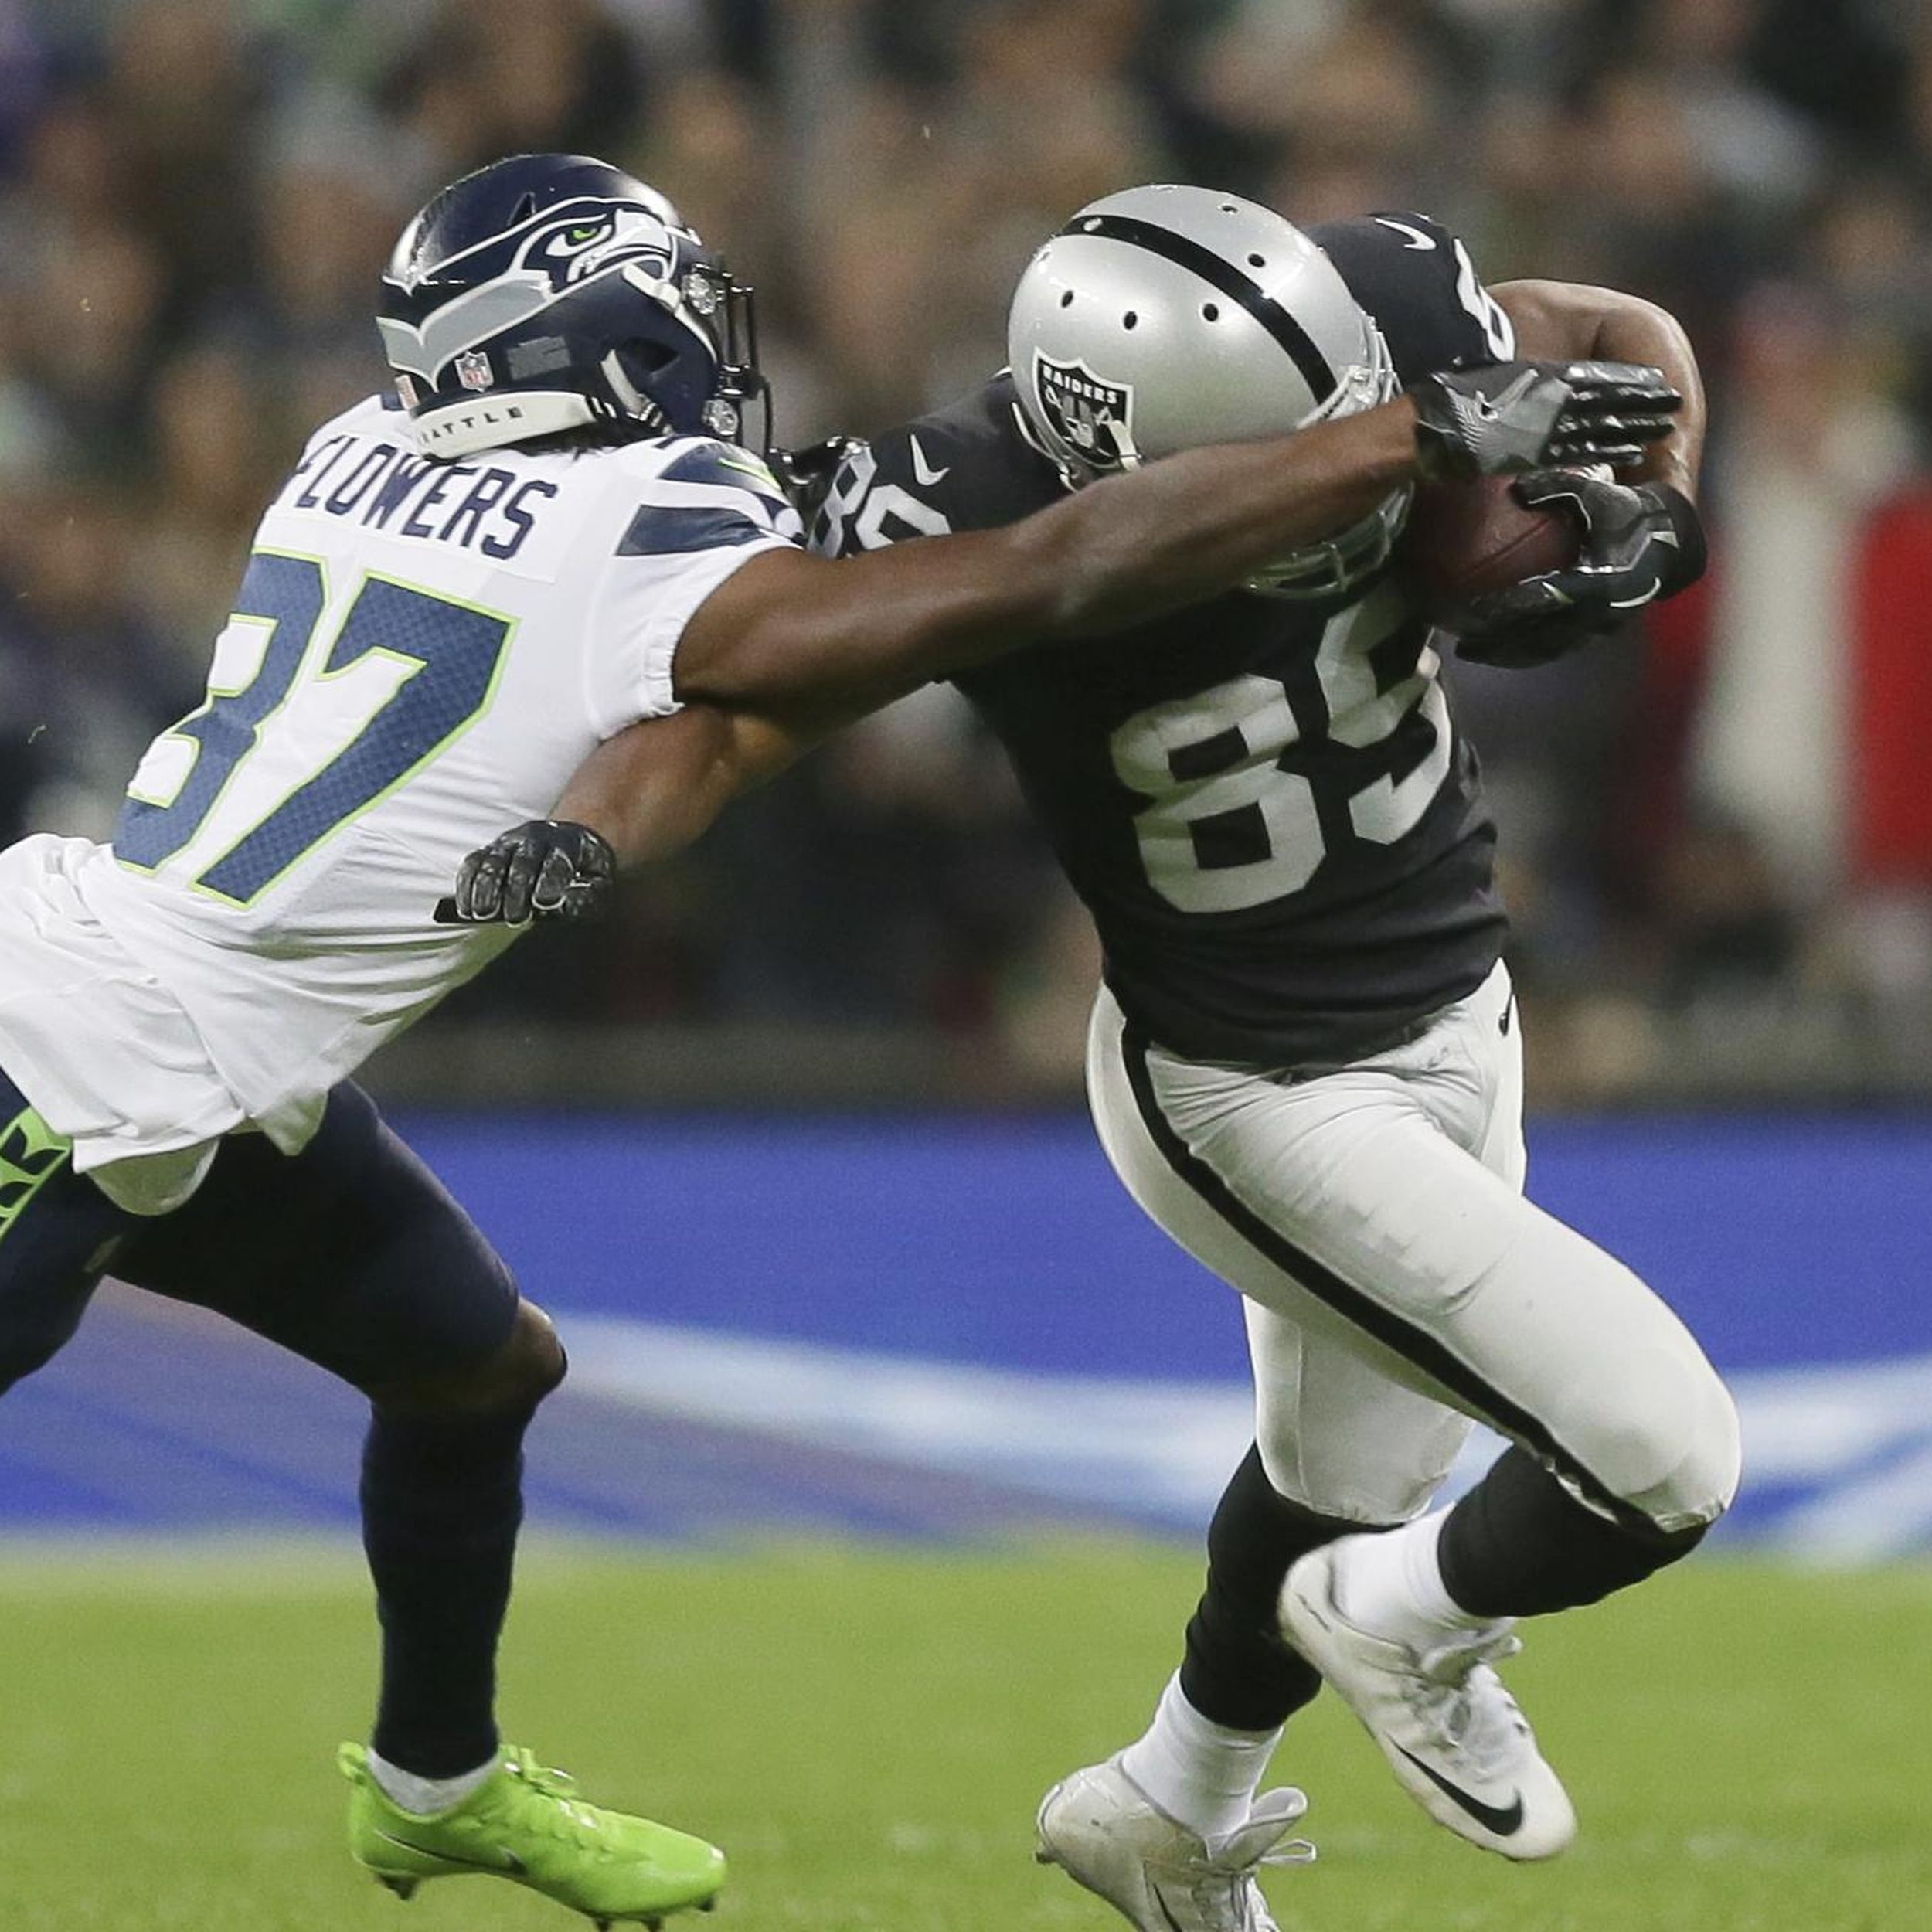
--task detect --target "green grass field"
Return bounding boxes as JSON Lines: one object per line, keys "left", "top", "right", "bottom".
{"left": 0, "top": 1542, "right": 1927, "bottom": 1932}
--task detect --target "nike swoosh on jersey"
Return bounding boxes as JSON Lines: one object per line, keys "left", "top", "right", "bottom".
{"left": 1376, "top": 217, "right": 1437, "bottom": 251}
{"left": 1393, "top": 1747, "right": 1526, "bottom": 1837}
{"left": 908, "top": 434, "right": 951, "bottom": 488}
{"left": 373, "top": 1829, "right": 527, "bottom": 1876}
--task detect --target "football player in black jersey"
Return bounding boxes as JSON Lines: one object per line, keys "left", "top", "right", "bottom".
{"left": 804, "top": 190, "right": 1725, "bottom": 1925}
{"left": 447, "top": 189, "right": 1716, "bottom": 1930}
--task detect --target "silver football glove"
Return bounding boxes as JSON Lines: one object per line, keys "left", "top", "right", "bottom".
{"left": 1453, "top": 471, "right": 1707, "bottom": 668}
{"left": 1410, "top": 361, "right": 1681, "bottom": 481}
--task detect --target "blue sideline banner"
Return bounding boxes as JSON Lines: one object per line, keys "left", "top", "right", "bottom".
{"left": 404, "top": 1110, "right": 1932, "bottom": 1377}
{"left": 2, "top": 1112, "right": 1927, "bottom": 1555}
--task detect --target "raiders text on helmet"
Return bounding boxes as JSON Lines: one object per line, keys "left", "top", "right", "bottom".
{"left": 1007, "top": 185, "right": 1408, "bottom": 597}
{"left": 378, "top": 152, "right": 765, "bottom": 461}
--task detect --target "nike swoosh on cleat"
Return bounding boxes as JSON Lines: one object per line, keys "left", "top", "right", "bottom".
{"left": 908, "top": 434, "right": 951, "bottom": 488}
{"left": 372, "top": 1828, "right": 527, "bottom": 1876}
{"left": 1393, "top": 1747, "right": 1525, "bottom": 1837}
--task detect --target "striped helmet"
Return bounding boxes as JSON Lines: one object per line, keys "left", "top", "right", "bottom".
{"left": 1007, "top": 185, "right": 1406, "bottom": 597}
{"left": 378, "top": 153, "right": 764, "bottom": 461}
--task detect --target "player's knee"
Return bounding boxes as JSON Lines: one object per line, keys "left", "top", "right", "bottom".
{"left": 472, "top": 1299, "right": 566, "bottom": 1411}
{"left": 1633, "top": 1366, "right": 1740, "bottom": 1532}
{"left": 383, "top": 1299, "right": 566, "bottom": 1417}
{"left": 1565, "top": 1345, "right": 1740, "bottom": 1536}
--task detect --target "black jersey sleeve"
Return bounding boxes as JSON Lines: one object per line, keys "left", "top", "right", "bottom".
{"left": 1309, "top": 213, "right": 1516, "bottom": 389}
{"left": 808, "top": 426, "right": 959, "bottom": 558}
{"left": 808, "top": 376, "right": 1060, "bottom": 560}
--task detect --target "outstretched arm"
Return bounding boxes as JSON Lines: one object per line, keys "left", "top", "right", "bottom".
{"left": 672, "top": 353, "right": 1677, "bottom": 730}
{"left": 452, "top": 403, "right": 1428, "bottom": 893}
{"left": 447, "top": 353, "right": 1680, "bottom": 905}
{"left": 672, "top": 397, "right": 1425, "bottom": 731}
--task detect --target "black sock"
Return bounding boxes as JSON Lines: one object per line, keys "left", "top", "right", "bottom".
{"left": 1437, "top": 1446, "right": 1708, "bottom": 1619}
{"left": 1179, "top": 1444, "right": 1357, "bottom": 1731}
{"left": 361, "top": 1403, "right": 533, "bottom": 1778}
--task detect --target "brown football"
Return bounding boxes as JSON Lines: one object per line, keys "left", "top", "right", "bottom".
{"left": 1397, "top": 474, "right": 1580, "bottom": 617}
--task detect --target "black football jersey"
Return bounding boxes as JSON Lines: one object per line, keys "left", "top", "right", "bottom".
{"left": 810, "top": 213, "right": 1517, "bottom": 1067}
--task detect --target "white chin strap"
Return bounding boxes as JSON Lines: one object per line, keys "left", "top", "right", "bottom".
{"left": 411, "top": 389, "right": 597, "bottom": 459}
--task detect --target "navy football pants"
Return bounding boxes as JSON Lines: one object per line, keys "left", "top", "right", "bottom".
{"left": 0, "top": 1067, "right": 533, "bottom": 1775}
{"left": 0, "top": 1072, "right": 519, "bottom": 1396}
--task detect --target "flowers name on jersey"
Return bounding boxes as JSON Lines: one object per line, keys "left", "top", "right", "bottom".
{"left": 1034, "top": 352, "right": 1138, "bottom": 468}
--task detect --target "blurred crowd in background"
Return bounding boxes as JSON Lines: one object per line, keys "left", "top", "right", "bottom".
{"left": 4, "top": 0, "right": 1932, "bottom": 1103}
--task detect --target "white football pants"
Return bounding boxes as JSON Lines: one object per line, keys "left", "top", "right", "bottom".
{"left": 1087, "top": 964, "right": 1740, "bottom": 1535}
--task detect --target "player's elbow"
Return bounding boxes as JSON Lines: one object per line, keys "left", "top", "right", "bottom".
{"left": 672, "top": 622, "right": 782, "bottom": 709}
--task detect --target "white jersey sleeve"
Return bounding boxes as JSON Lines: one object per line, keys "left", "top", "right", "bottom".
{"left": 0, "top": 400, "right": 803, "bottom": 1182}
{"left": 580, "top": 438, "right": 801, "bottom": 731}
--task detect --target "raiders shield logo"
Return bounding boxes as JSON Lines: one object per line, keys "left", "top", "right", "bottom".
{"left": 1033, "top": 352, "right": 1136, "bottom": 468}
{"left": 455, "top": 349, "right": 494, "bottom": 393}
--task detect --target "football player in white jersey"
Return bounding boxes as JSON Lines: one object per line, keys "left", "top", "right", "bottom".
{"left": 448, "top": 186, "right": 1726, "bottom": 1932}
{"left": 0, "top": 148, "right": 1677, "bottom": 1926}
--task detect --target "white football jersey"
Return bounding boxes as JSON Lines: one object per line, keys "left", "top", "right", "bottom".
{"left": 0, "top": 395, "right": 801, "bottom": 1202}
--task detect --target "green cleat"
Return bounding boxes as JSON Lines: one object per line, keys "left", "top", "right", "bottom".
{"left": 340, "top": 1742, "right": 726, "bottom": 1929}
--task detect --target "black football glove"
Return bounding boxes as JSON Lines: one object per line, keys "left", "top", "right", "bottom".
{"left": 1453, "top": 471, "right": 1707, "bottom": 669}
{"left": 1453, "top": 603, "right": 1624, "bottom": 669}
{"left": 433, "top": 820, "right": 616, "bottom": 926}
{"left": 1410, "top": 360, "right": 1681, "bottom": 481}
{"left": 773, "top": 435, "right": 864, "bottom": 526}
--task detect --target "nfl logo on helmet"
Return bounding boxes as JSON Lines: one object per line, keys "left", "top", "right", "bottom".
{"left": 455, "top": 349, "right": 494, "bottom": 393}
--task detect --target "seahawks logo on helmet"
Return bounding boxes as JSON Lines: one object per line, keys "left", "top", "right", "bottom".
{"left": 515, "top": 201, "right": 684, "bottom": 294}
{"left": 1032, "top": 353, "right": 1138, "bottom": 470}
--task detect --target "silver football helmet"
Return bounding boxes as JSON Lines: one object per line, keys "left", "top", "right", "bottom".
{"left": 1007, "top": 184, "right": 1407, "bottom": 598}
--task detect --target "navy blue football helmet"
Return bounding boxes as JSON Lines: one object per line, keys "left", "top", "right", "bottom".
{"left": 377, "top": 153, "right": 765, "bottom": 460}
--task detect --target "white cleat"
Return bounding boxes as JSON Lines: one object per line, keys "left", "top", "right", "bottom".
{"left": 1278, "top": 1539, "right": 1576, "bottom": 1860}
{"left": 1035, "top": 1756, "right": 1313, "bottom": 1932}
